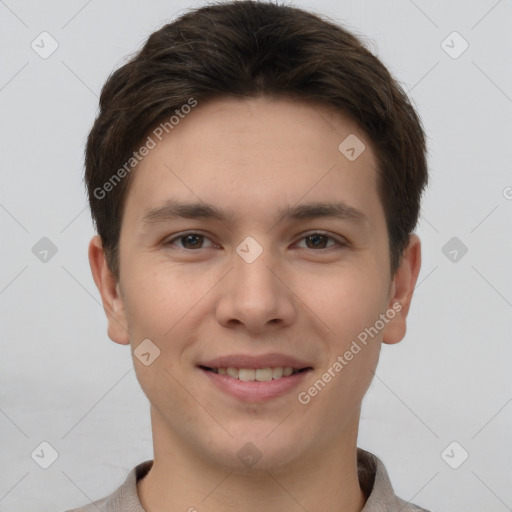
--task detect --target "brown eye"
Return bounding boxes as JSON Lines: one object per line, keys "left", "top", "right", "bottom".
{"left": 165, "top": 232, "right": 214, "bottom": 250}
{"left": 305, "top": 234, "right": 329, "bottom": 249}
{"left": 296, "top": 233, "right": 344, "bottom": 250}
{"left": 180, "top": 234, "right": 204, "bottom": 249}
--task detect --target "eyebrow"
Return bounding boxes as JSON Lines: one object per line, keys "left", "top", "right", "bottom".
{"left": 141, "top": 199, "right": 369, "bottom": 228}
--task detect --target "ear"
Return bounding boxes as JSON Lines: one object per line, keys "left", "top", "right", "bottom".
{"left": 88, "top": 235, "right": 130, "bottom": 345}
{"left": 382, "top": 234, "right": 422, "bottom": 345}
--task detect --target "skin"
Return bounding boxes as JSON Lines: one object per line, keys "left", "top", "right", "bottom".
{"left": 89, "top": 95, "right": 421, "bottom": 512}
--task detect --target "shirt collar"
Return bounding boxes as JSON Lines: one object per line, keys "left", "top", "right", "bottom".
{"left": 91, "top": 448, "right": 424, "bottom": 512}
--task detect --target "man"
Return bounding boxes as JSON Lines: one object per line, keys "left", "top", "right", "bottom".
{"left": 68, "top": 1, "right": 429, "bottom": 510}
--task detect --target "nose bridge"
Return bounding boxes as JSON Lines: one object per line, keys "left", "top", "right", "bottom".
{"left": 235, "top": 248, "right": 276, "bottom": 294}
{"left": 215, "top": 239, "right": 296, "bottom": 331}
{"left": 233, "top": 244, "right": 280, "bottom": 307}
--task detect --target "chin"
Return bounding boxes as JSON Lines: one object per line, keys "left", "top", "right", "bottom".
{"left": 201, "top": 429, "right": 310, "bottom": 474}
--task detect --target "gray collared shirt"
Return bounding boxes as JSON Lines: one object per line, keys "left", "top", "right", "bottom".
{"left": 65, "top": 448, "right": 430, "bottom": 511}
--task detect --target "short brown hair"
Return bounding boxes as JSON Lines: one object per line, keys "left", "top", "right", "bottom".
{"left": 84, "top": 0, "right": 428, "bottom": 280}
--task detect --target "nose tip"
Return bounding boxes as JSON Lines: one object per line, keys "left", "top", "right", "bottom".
{"left": 226, "top": 315, "right": 283, "bottom": 333}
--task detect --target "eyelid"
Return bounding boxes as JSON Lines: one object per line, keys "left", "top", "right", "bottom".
{"left": 293, "top": 231, "right": 348, "bottom": 249}
{"left": 164, "top": 231, "right": 216, "bottom": 249}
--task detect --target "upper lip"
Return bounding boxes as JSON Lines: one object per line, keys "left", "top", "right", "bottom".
{"left": 198, "top": 353, "right": 313, "bottom": 370}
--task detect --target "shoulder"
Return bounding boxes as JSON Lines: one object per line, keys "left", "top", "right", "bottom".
{"left": 395, "top": 496, "right": 432, "bottom": 511}
{"left": 62, "top": 460, "right": 153, "bottom": 512}
{"left": 358, "top": 448, "right": 432, "bottom": 512}
{"left": 63, "top": 494, "right": 111, "bottom": 512}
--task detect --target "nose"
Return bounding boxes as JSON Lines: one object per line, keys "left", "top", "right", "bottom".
{"left": 215, "top": 248, "right": 297, "bottom": 334}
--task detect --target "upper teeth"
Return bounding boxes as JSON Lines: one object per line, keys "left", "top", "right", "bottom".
{"left": 213, "top": 367, "right": 299, "bottom": 381}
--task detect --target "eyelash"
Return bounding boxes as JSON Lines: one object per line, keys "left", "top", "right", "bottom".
{"left": 163, "top": 231, "right": 348, "bottom": 251}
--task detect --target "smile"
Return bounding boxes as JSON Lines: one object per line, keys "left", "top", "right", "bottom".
{"left": 200, "top": 366, "right": 307, "bottom": 381}
{"left": 198, "top": 365, "right": 313, "bottom": 402}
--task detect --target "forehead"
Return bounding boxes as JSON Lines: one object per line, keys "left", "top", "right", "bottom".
{"left": 122, "top": 96, "right": 382, "bottom": 227}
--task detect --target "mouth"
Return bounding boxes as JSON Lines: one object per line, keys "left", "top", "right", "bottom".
{"left": 198, "top": 364, "right": 313, "bottom": 402}
{"left": 198, "top": 365, "right": 312, "bottom": 381}
{"left": 196, "top": 353, "right": 314, "bottom": 402}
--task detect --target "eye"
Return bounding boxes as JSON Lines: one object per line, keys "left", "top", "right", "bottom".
{"left": 164, "top": 232, "right": 215, "bottom": 250}
{"left": 295, "top": 232, "right": 346, "bottom": 250}
{"left": 163, "top": 231, "right": 347, "bottom": 251}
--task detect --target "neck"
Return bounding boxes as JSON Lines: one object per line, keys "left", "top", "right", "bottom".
{"left": 138, "top": 407, "right": 367, "bottom": 512}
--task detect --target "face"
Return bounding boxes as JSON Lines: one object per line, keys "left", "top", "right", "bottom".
{"left": 90, "top": 96, "right": 421, "bottom": 472}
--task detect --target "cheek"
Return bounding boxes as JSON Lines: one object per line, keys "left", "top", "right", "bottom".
{"left": 316, "top": 270, "right": 388, "bottom": 408}
{"left": 121, "top": 263, "right": 204, "bottom": 337}
{"left": 303, "top": 266, "right": 389, "bottom": 342}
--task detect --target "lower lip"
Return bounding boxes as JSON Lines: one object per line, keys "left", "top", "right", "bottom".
{"left": 199, "top": 368, "right": 311, "bottom": 403}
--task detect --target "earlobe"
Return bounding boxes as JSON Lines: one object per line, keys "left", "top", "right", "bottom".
{"left": 88, "top": 235, "right": 130, "bottom": 345}
{"left": 382, "top": 234, "right": 422, "bottom": 345}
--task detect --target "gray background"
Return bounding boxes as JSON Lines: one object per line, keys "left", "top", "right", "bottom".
{"left": 1, "top": 0, "right": 511, "bottom": 510}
